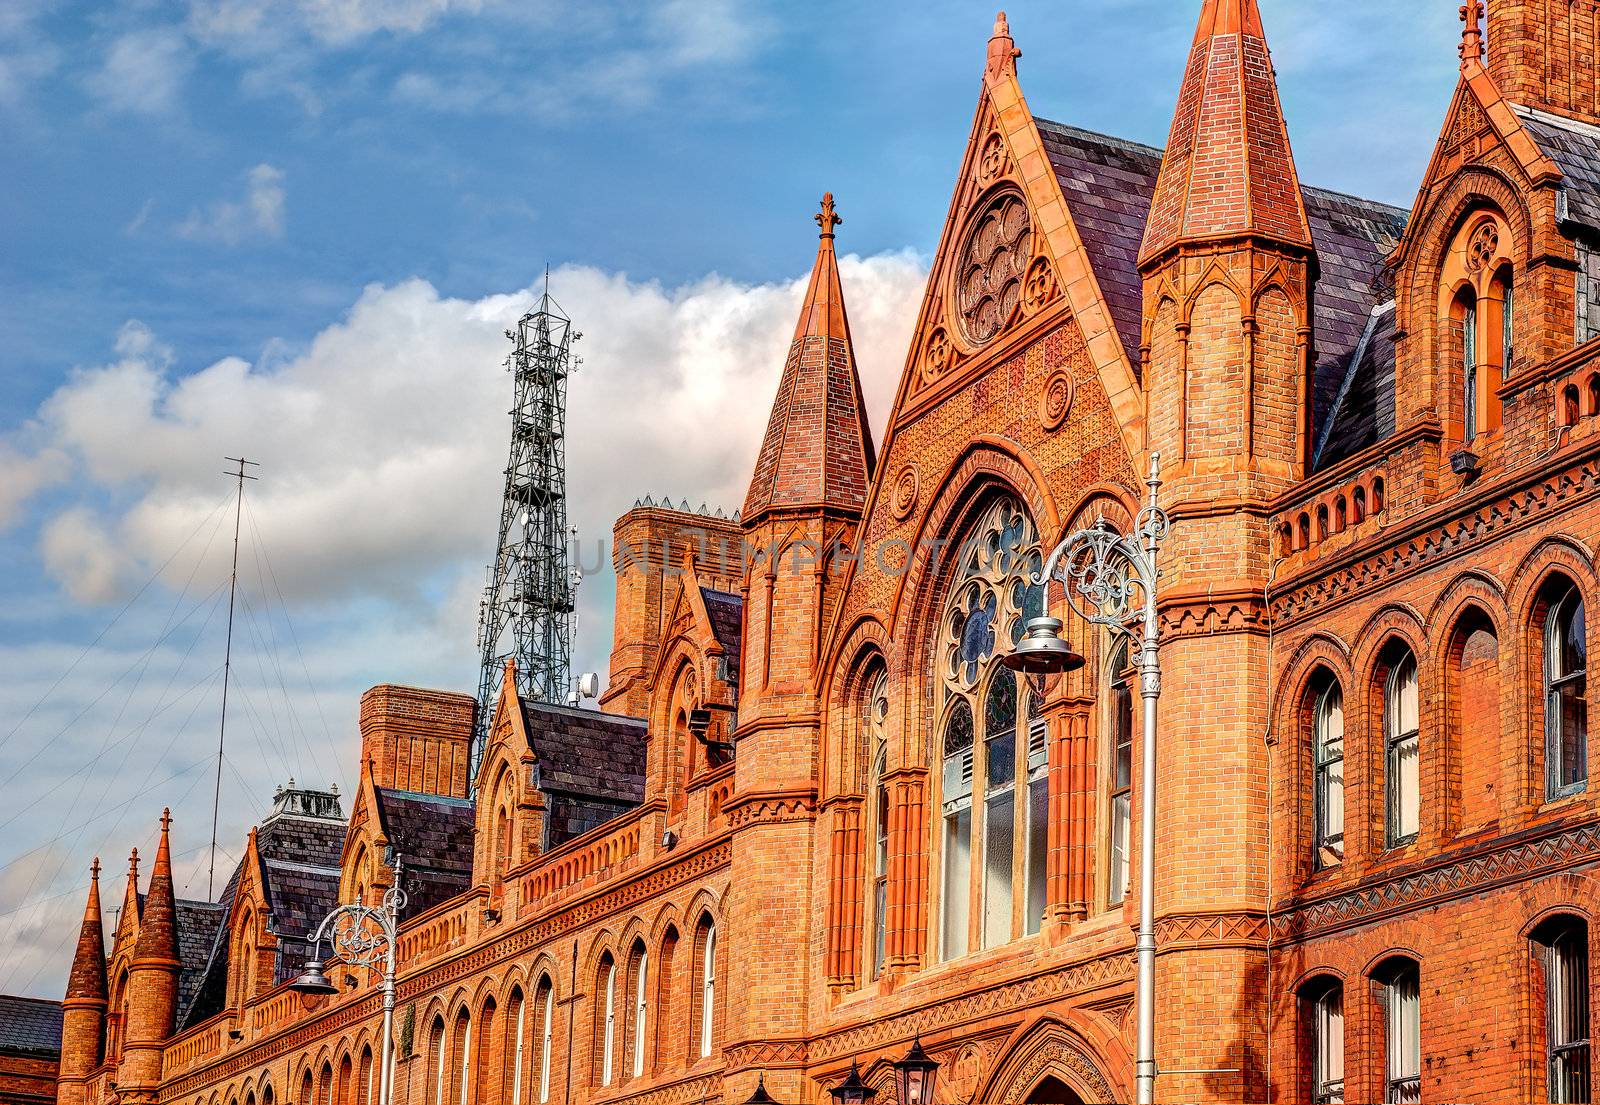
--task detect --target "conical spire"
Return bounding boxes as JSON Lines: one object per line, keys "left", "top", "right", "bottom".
{"left": 114, "top": 847, "right": 140, "bottom": 949}
{"left": 131, "top": 810, "right": 178, "bottom": 968}
{"left": 742, "top": 194, "right": 876, "bottom": 526}
{"left": 1139, "top": 0, "right": 1311, "bottom": 267}
{"left": 66, "top": 859, "right": 107, "bottom": 1002}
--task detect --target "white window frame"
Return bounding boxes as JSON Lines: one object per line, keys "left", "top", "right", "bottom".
{"left": 1384, "top": 653, "right": 1420, "bottom": 848}
{"left": 631, "top": 950, "right": 649, "bottom": 1079}
{"left": 1383, "top": 964, "right": 1421, "bottom": 1104}
{"left": 1313, "top": 681, "right": 1345, "bottom": 868}
{"left": 601, "top": 961, "right": 616, "bottom": 1086}
{"left": 698, "top": 926, "right": 716, "bottom": 1059}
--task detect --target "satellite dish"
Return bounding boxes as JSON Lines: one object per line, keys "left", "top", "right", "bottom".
{"left": 577, "top": 672, "right": 601, "bottom": 700}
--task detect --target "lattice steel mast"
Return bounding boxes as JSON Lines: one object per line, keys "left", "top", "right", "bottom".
{"left": 474, "top": 287, "right": 580, "bottom": 779}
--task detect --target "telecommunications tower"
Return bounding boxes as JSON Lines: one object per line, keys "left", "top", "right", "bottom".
{"left": 474, "top": 286, "right": 580, "bottom": 778}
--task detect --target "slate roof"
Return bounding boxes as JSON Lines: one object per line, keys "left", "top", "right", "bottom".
{"left": 701, "top": 588, "right": 744, "bottom": 688}
{"left": 1033, "top": 119, "right": 1408, "bottom": 471}
{"left": 1518, "top": 104, "right": 1600, "bottom": 234}
{"left": 174, "top": 900, "right": 226, "bottom": 1017}
{"left": 522, "top": 702, "right": 648, "bottom": 809}
{"left": 0, "top": 995, "right": 61, "bottom": 1056}
{"left": 373, "top": 788, "right": 476, "bottom": 917}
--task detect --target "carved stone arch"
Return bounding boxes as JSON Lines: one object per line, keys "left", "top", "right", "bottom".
{"left": 581, "top": 929, "right": 619, "bottom": 984}
{"left": 616, "top": 915, "right": 651, "bottom": 962}
{"left": 682, "top": 887, "right": 722, "bottom": 934}
{"left": 1180, "top": 264, "right": 1249, "bottom": 326}
{"left": 1509, "top": 535, "right": 1600, "bottom": 624}
{"left": 521, "top": 954, "right": 558, "bottom": 999}
{"left": 1139, "top": 286, "right": 1182, "bottom": 349}
{"left": 1413, "top": 166, "right": 1535, "bottom": 280}
{"left": 468, "top": 973, "right": 500, "bottom": 1016}
{"left": 1272, "top": 632, "right": 1355, "bottom": 735}
{"left": 825, "top": 638, "right": 891, "bottom": 800}
{"left": 1287, "top": 961, "right": 1350, "bottom": 994}
{"left": 1252, "top": 268, "right": 1307, "bottom": 328}
{"left": 1362, "top": 944, "right": 1428, "bottom": 978}
{"left": 1350, "top": 602, "right": 1428, "bottom": 681}
{"left": 978, "top": 1015, "right": 1126, "bottom": 1103}
{"left": 443, "top": 984, "right": 475, "bottom": 1022}
{"left": 1427, "top": 569, "right": 1508, "bottom": 629}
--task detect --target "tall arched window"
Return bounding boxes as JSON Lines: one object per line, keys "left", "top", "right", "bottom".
{"left": 427, "top": 1016, "right": 446, "bottom": 1105}
{"left": 473, "top": 998, "right": 497, "bottom": 1105}
{"left": 1312, "top": 676, "right": 1345, "bottom": 868}
{"left": 450, "top": 1011, "right": 471, "bottom": 1105}
{"left": 866, "top": 667, "right": 890, "bottom": 979}
{"left": 504, "top": 987, "right": 525, "bottom": 1105}
{"left": 1108, "top": 645, "right": 1135, "bottom": 905}
{"left": 936, "top": 496, "right": 1044, "bottom": 959}
{"left": 536, "top": 978, "right": 554, "bottom": 1104}
{"left": 336, "top": 1054, "right": 352, "bottom": 1105}
{"left": 1384, "top": 649, "right": 1421, "bottom": 847}
{"left": 628, "top": 942, "right": 649, "bottom": 1079}
{"left": 358, "top": 1047, "right": 373, "bottom": 1105}
{"left": 1375, "top": 958, "right": 1422, "bottom": 1104}
{"left": 597, "top": 955, "right": 617, "bottom": 1086}
{"left": 1533, "top": 915, "right": 1591, "bottom": 1102}
{"left": 653, "top": 927, "right": 678, "bottom": 1072}
{"left": 318, "top": 1063, "right": 333, "bottom": 1105}
{"left": 1300, "top": 976, "right": 1344, "bottom": 1104}
{"left": 301, "top": 1069, "right": 315, "bottom": 1105}
{"left": 1460, "top": 288, "right": 1479, "bottom": 442}
{"left": 1545, "top": 584, "right": 1588, "bottom": 799}
{"left": 1024, "top": 680, "right": 1048, "bottom": 936}
{"left": 694, "top": 919, "right": 716, "bottom": 1059}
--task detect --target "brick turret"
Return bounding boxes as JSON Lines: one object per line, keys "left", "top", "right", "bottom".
{"left": 118, "top": 811, "right": 179, "bottom": 1104}
{"left": 720, "top": 195, "right": 874, "bottom": 1100}
{"left": 56, "top": 860, "right": 107, "bottom": 1105}
{"left": 1486, "top": 0, "right": 1600, "bottom": 123}
{"left": 1135, "top": 0, "right": 1312, "bottom": 1097}
{"left": 113, "top": 847, "right": 139, "bottom": 952}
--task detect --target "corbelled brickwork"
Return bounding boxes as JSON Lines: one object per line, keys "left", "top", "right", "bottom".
{"left": 53, "top": 5, "right": 1600, "bottom": 1104}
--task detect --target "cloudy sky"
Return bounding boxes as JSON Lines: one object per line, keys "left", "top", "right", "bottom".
{"left": 0, "top": 0, "right": 1458, "bottom": 997}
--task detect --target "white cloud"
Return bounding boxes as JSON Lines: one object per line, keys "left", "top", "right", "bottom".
{"left": 177, "top": 164, "right": 287, "bottom": 244}
{"left": 189, "top": 0, "right": 488, "bottom": 47}
{"left": 88, "top": 27, "right": 194, "bottom": 116}
{"left": 0, "top": 251, "right": 926, "bottom": 995}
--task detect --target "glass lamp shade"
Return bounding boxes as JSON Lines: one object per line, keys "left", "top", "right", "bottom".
{"left": 894, "top": 1037, "right": 939, "bottom": 1105}
{"left": 829, "top": 1060, "right": 877, "bottom": 1103}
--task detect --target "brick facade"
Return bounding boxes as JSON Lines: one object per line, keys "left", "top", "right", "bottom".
{"left": 51, "top": 3, "right": 1600, "bottom": 1103}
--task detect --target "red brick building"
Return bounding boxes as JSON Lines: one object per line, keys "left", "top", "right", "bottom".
{"left": 49, "top": 1, "right": 1600, "bottom": 1101}
{"left": 0, "top": 996, "right": 61, "bottom": 1105}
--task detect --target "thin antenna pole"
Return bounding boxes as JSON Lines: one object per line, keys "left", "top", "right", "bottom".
{"left": 210, "top": 456, "right": 258, "bottom": 898}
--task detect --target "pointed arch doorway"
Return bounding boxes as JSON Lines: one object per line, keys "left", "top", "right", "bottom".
{"left": 1024, "top": 1075, "right": 1085, "bottom": 1104}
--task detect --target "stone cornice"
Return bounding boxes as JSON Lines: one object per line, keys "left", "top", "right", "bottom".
{"left": 722, "top": 788, "right": 818, "bottom": 830}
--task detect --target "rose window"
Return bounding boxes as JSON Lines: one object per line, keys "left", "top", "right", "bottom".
{"left": 956, "top": 192, "right": 1032, "bottom": 345}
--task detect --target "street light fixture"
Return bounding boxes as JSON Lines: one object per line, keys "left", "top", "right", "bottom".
{"left": 1001, "top": 454, "right": 1169, "bottom": 1105}
{"left": 828, "top": 1059, "right": 877, "bottom": 1103}
{"left": 290, "top": 861, "right": 408, "bottom": 1105}
{"left": 892, "top": 1036, "right": 939, "bottom": 1105}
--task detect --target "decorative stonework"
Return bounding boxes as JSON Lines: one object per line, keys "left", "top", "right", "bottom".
{"left": 1271, "top": 457, "right": 1600, "bottom": 624}
{"left": 1466, "top": 218, "right": 1499, "bottom": 273}
{"left": 956, "top": 191, "right": 1032, "bottom": 345}
{"left": 1276, "top": 822, "right": 1600, "bottom": 941}
{"left": 942, "top": 1039, "right": 1001, "bottom": 1104}
{"left": 978, "top": 131, "right": 1009, "bottom": 182}
{"left": 890, "top": 463, "right": 920, "bottom": 521}
{"left": 724, "top": 1038, "right": 809, "bottom": 1070}
{"left": 922, "top": 327, "right": 956, "bottom": 382}
{"left": 721, "top": 789, "right": 817, "bottom": 830}
{"left": 996, "top": 1039, "right": 1114, "bottom": 1103}
{"left": 1039, "top": 368, "right": 1074, "bottom": 432}
{"left": 1021, "top": 255, "right": 1058, "bottom": 316}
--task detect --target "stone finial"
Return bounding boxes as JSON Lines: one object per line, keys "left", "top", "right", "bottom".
{"left": 1460, "top": 0, "right": 1485, "bottom": 67}
{"left": 987, "top": 10, "right": 1020, "bottom": 78}
{"left": 815, "top": 193, "right": 841, "bottom": 238}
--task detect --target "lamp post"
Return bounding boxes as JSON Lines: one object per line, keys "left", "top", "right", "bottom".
{"left": 290, "top": 862, "right": 408, "bottom": 1105}
{"left": 1003, "top": 454, "right": 1168, "bottom": 1105}
{"left": 891, "top": 1037, "right": 939, "bottom": 1105}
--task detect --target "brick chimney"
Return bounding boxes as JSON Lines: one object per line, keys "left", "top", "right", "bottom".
{"left": 1487, "top": 0, "right": 1600, "bottom": 122}
{"left": 358, "top": 685, "right": 475, "bottom": 798}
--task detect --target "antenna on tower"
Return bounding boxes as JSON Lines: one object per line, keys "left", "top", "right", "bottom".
{"left": 210, "top": 455, "right": 258, "bottom": 899}
{"left": 473, "top": 286, "right": 581, "bottom": 782}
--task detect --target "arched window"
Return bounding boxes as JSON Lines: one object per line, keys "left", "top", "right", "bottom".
{"left": 1383, "top": 649, "right": 1421, "bottom": 847}
{"left": 1532, "top": 915, "right": 1591, "bottom": 1102}
{"left": 628, "top": 941, "right": 649, "bottom": 1079}
{"left": 503, "top": 986, "right": 525, "bottom": 1105}
{"left": 1459, "top": 286, "right": 1480, "bottom": 442}
{"left": 336, "top": 1054, "right": 352, "bottom": 1105}
{"left": 358, "top": 1047, "right": 373, "bottom": 1105}
{"left": 536, "top": 977, "right": 555, "bottom": 1103}
{"left": 1449, "top": 610, "right": 1501, "bottom": 832}
{"left": 935, "top": 496, "right": 1045, "bottom": 958}
{"left": 474, "top": 998, "right": 497, "bottom": 1105}
{"left": 1495, "top": 265, "right": 1515, "bottom": 378}
{"left": 1352, "top": 486, "right": 1368, "bottom": 524}
{"left": 1317, "top": 504, "right": 1330, "bottom": 541}
{"left": 865, "top": 666, "right": 891, "bottom": 979}
{"left": 1298, "top": 513, "right": 1312, "bottom": 550}
{"left": 1589, "top": 373, "right": 1600, "bottom": 416}
{"left": 1375, "top": 958, "right": 1422, "bottom": 1104}
{"left": 1334, "top": 496, "right": 1347, "bottom": 533}
{"left": 1545, "top": 583, "right": 1588, "bottom": 799}
{"left": 450, "top": 1011, "right": 471, "bottom": 1105}
{"left": 427, "top": 1016, "right": 446, "bottom": 1105}
{"left": 300, "top": 1070, "right": 315, "bottom": 1105}
{"left": 597, "top": 955, "right": 617, "bottom": 1086}
{"left": 694, "top": 919, "right": 716, "bottom": 1059}
{"left": 318, "top": 1062, "right": 333, "bottom": 1105}
{"left": 1565, "top": 384, "right": 1584, "bottom": 425}
{"left": 653, "top": 927, "right": 678, "bottom": 1072}
{"left": 1311, "top": 675, "right": 1345, "bottom": 868}
{"left": 1300, "top": 976, "right": 1344, "bottom": 1104}
{"left": 1108, "top": 645, "right": 1135, "bottom": 905}
{"left": 1371, "top": 477, "right": 1386, "bottom": 514}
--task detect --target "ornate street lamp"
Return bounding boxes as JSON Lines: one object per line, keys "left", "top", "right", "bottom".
{"left": 1002, "top": 454, "right": 1169, "bottom": 1105}
{"left": 892, "top": 1037, "right": 939, "bottom": 1105}
{"left": 290, "top": 861, "right": 408, "bottom": 1105}
{"left": 742, "top": 1073, "right": 782, "bottom": 1104}
{"left": 828, "top": 1059, "right": 877, "bottom": 1103}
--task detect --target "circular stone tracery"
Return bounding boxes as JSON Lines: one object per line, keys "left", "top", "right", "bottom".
{"left": 957, "top": 191, "right": 1032, "bottom": 345}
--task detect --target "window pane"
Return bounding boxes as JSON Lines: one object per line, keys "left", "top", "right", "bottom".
{"left": 1316, "top": 684, "right": 1346, "bottom": 865}
{"left": 942, "top": 808, "right": 971, "bottom": 960}
{"left": 1110, "top": 793, "right": 1131, "bottom": 904}
{"left": 1386, "top": 967, "right": 1421, "bottom": 1103}
{"left": 1025, "top": 775, "right": 1048, "bottom": 936}
{"left": 983, "top": 791, "right": 1014, "bottom": 948}
{"left": 872, "top": 877, "right": 887, "bottom": 977}
{"left": 987, "top": 732, "right": 1016, "bottom": 789}
{"left": 1465, "top": 302, "right": 1478, "bottom": 440}
{"left": 1395, "top": 657, "right": 1419, "bottom": 734}
{"left": 1115, "top": 684, "right": 1134, "bottom": 790}
{"left": 1394, "top": 735, "right": 1420, "bottom": 841}
{"left": 1559, "top": 680, "right": 1588, "bottom": 792}
{"left": 1546, "top": 924, "right": 1592, "bottom": 1103}
{"left": 1313, "top": 986, "right": 1345, "bottom": 1104}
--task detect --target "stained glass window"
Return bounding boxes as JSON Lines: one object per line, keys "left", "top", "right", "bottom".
{"left": 936, "top": 495, "right": 1045, "bottom": 959}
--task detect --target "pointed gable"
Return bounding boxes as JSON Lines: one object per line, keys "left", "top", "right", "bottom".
{"left": 742, "top": 194, "right": 876, "bottom": 525}
{"left": 1140, "top": 0, "right": 1312, "bottom": 266}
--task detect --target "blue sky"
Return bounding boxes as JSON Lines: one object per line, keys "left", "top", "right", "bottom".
{"left": 0, "top": 0, "right": 1459, "bottom": 996}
